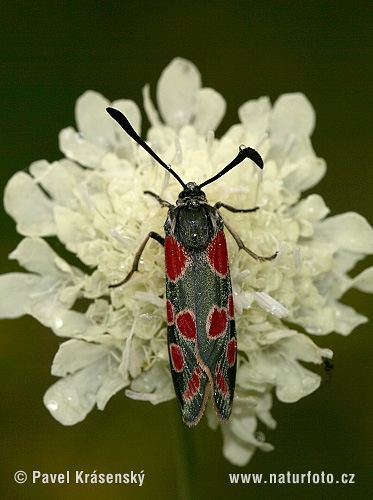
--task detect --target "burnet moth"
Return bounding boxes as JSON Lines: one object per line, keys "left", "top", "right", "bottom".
{"left": 107, "top": 107, "right": 277, "bottom": 426}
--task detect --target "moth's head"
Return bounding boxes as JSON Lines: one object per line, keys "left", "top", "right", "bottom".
{"left": 176, "top": 182, "right": 207, "bottom": 206}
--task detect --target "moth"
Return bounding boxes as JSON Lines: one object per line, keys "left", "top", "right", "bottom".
{"left": 107, "top": 107, "right": 277, "bottom": 425}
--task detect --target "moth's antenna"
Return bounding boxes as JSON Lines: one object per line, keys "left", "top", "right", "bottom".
{"left": 106, "top": 107, "right": 186, "bottom": 188}
{"left": 199, "top": 145, "right": 264, "bottom": 189}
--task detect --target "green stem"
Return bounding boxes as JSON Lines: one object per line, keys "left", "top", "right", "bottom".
{"left": 171, "top": 403, "right": 198, "bottom": 500}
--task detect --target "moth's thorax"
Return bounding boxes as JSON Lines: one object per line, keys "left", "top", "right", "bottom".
{"left": 165, "top": 183, "right": 222, "bottom": 251}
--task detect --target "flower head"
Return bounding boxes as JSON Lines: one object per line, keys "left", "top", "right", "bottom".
{"left": 1, "top": 58, "right": 372, "bottom": 466}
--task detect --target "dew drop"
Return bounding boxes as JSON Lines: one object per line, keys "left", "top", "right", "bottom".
{"left": 306, "top": 326, "right": 323, "bottom": 334}
{"left": 255, "top": 431, "right": 266, "bottom": 443}
{"left": 46, "top": 400, "right": 58, "bottom": 412}
{"left": 54, "top": 317, "right": 64, "bottom": 329}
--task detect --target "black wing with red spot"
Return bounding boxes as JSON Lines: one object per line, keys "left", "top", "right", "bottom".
{"left": 165, "top": 225, "right": 236, "bottom": 425}
{"left": 196, "top": 230, "right": 236, "bottom": 421}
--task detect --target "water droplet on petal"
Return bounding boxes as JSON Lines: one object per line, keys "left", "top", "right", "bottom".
{"left": 54, "top": 318, "right": 64, "bottom": 329}
{"left": 46, "top": 400, "right": 58, "bottom": 412}
{"left": 255, "top": 431, "right": 266, "bottom": 443}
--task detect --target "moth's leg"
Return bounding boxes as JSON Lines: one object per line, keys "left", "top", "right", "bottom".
{"left": 144, "top": 190, "right": 173, "bottom": 208}
{"left": 214, "top": 201, "right": 259, "bottom": 213}
{"left": 109, "top": 231, "right": 165, "bottom": 288}
{"left": 224, "top": 220, "right": 277, "bottom": 262}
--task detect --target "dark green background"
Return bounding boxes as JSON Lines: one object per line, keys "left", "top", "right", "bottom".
{"left": 1, "top": 1, "right": 372, "bottom": 499}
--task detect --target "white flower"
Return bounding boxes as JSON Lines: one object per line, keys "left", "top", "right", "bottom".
{"left": 1, "top": 58, "right": 372, "bottom": 466}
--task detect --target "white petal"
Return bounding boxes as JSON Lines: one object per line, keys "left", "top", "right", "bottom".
{"left": 336, "top": 250, "right": 367, "bottom": 273}
{"left": 29, "top": 159, "right": 84, "bottom": 207}
{"left": 255, "top": 392, "right": 277, "bottom": 429}
{"left": 316, "top": 212, "right": 373, "bottom": 254}
{"left": 54, "top": 206, "right": 94, "bottom": 252}
{"left": 333, "top": 302, "right": 368, "bottom": 335}
{"left": 50, "top": 310, "right": 104, "bottom": 338}
{"left": 4, "top": 172, "right": 56, "bottom": 236}
{"left": 9, "top": 237, "right": 73, "bottom": 277}
{"left": 238, "top": 96, "right": 271, "bottom": 142}
{"left": 9, "top": 239, "right": 82, "bottom": 323}
{"left": 282, "top": 156, "right": 327, "bottom": 192}
{"left": 319, "top": 347, "right": 334, "bottom": 359}
{"left": 96, "top": 371, "right": 129, "bottom": 410}
{"left": 157, "top": 57, "right": 201, "bottom": 129}
{"left": 265, "top": 329, "right": 298, "bottom": 342}
{"left": 30, "top": 279, "right": 77, "bottom": 325}
{"left": 76, "top": 240, "right": 115, "bottom": 268}
{"left": 238, "top": 334, "right": 323, "bottom": 402}
{"left": 220, "top": 406, "right": 275, "bottom": 466}
{"left": 228, "top": 413, "right": 257, "bottom": 441}
{"left": 270, "top": 93, "right": 316, "bottom": 150}
{"left": 111, "top": 98, "right": 141, "bottom": 136}
{"left": 275, "top": 361, "right": 320, "bottom": 402}
{"left": 43, "top": 357, "right": 108, "bottom": 425}
{"left": 221, "top": 418, "right": 257, "bottom": 466}
{"left": 60, "top": 284, "right": 83, "bottom": 304}
{"left": 109, "top": 99, "right": 142, "bottom": 160}
{"left": 59, "top": 127, "right": 106, "bottom": 168}
{"left": 0, "top": 271, "right": 77, "bottom": 324}
{"left": 289, "top": 194, "right": 330, "bottom": 222}
{"left": 0, "top": 273, "right": 42, "bottom": 318}
{"left": 281, "top": 333, "right": 326, "bottom": 363}
{"left": 61, "top": 91, "right": 136, "bottom": 167}
{"left": 286, "top": 131, "right": 316, "bottom": 161}
{"left": 51, "top": 339, "right": 108, "bottom": 376}
{"left": 75, "top": 90, "right": 113, "bottom": 145}
{"left": 193, "top": 87, "right": 226, "bottom": 134}
{"left": 126, "top": 363, "right": 174, "bottom": 404}
{"left": 292, "top": 306, "right": 337, "bottom": 335}
{"left": 142, "top": 84, "right": 162, "bottom": 127}
{"left": 351, "top": 266, "right": 373, "bottom": 293}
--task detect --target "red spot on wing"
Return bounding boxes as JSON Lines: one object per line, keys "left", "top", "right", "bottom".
{"left": 170, "top": 343, "right": 184, "bottom": 372}
{"left": 228, "top": 294, "right": 235, "bottom": 319}
{"left": 207, "top": 230, "right": 228, "bottom": 277}
{"left": 166, "top": 300, "right": 174, "bottom": 325}
{"left": 184, "top": 368, "right": 202, "bottom": 401}
{"left": 165, "top": 235, "right": 189, "bottom": 281}
{"left": 207, "top": 306, "right": 228, "bottom": 338}
{"left": 215, "top": 364, "right": 230, "bottom": 398}
{"left": 227, "top": 338, "right": 236, "bottom": 367}
{"left": 176, "top": 310, "right": 197, "bottom": 340}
